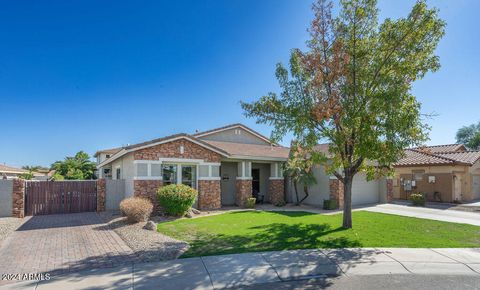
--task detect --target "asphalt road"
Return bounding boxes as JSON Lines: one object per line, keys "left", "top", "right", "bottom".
{"left": 233, "top": 275, "right": 480, "bottom": 290}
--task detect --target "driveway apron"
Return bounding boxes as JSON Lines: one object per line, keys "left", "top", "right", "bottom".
{"left": 0, "top": 212, "right": 139, "bottom": 278}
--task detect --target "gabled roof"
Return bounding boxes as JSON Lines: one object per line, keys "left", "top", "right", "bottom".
{"left": 193, "top": 123, "right": 275, "bottom": 145}
{"left": 94, "top": 147, "right": 123, "bottom": 157}
{"left": 395, "top": 144, "right": 480, "bottom": 167}
{"left": 413, "top": 144, "right": 467, "bottom": 153}
{"left": 97, "top": 133, "right": 231, "bottom": 168}
{"left": 203, "top": 140, "right": 290, "bottom": 160}
{"left": 0, "top": 164, "right": 27, "bottom": 174}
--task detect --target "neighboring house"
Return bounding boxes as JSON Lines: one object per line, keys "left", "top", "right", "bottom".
{"left": 94, "top": 147, "right": 123, "bottom": 179}
{"left": 0, "top": 164, "right": 46, "bottom": 180}
{"left": 96, "top": 124, "right": 389, "bottom": 210}
{"left": 393, "top": 144, "right": 480, "bottom": 203}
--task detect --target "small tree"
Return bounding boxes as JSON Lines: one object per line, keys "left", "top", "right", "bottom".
{"left": 456, "top": 121, "right": 480, "bottom": 150}
{"left": 285, "top": 142, "right": 321, "bottom": 205}
{"left": 242, "top": 0, "right": 445, "bottom": 228}
{"left": 51, "top": 151, "right": 96, "bottom": 180}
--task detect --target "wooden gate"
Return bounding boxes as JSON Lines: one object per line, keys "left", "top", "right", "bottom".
{"left": 25, "top": 181, "right": 97, "bottom": 216}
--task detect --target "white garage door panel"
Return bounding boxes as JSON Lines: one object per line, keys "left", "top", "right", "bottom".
{"left": 472, "top": 175, "right": 480, "bottom": 200}
{"left": 352, "top": 173, "right": 379, "bottom": 205}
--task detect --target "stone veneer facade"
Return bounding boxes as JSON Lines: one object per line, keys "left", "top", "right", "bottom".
{"left": 386, "top": 179, "right": 394, "bottom": 202}
{"left": 12, "top": 179, "right": 25, "bottom": 218}
{"left": 268, "top": 179, "right": 285, "bottom": 205}
{"left": 235, "top": 179, "right": 252, "bottom": 207}
{"left": 133, "top": 139, "right": 223, "bottom": 211}
{"left": 134, "top": 139, "right": 221, "bottom": 162}
{"left": 329, "top": 178, "right": 344, "bottom": 209}
{"left": 134, "top": 180, "right": 163, "bottom": 212}
{"left": 96, "top": 179, "right": 106, "bottom": 212}
{"left": 197, "top": 180, "right": 221, "bottom": 210}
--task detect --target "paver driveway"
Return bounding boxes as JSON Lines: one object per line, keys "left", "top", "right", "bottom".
{"left": 0, "top": 212, "right": 139, "bottom": 277}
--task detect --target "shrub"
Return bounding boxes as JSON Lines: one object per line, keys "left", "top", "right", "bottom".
{"left": 323, "top": 199, "right": 338, "bottom": 210}
{"left": 274, "top": 200, "right": 286, "bottom": 207}
{"left": 120, "top": 197, "right": 153, "bottom": 223}
{"left": 157, "top": 184, "right": 198, "bottom": 216}
{"left": 409, "top": 193, "right": 425, "bottom": 206}
{"left": 245, "top": 197, "right": 256, "bottom": 208}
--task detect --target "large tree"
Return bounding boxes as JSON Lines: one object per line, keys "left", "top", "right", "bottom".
{"left": 242, "top": 0, "right": 445, "bottom": 228}
{"left": 51, "top": 151, "right": 97, "bottom": 180}
{"left": 456, "top": 121, "right": 480, "bottom": 150}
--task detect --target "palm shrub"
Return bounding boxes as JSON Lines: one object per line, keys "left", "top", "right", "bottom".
{"left": 157, "top": 184, "right": 198, "bottom": 216}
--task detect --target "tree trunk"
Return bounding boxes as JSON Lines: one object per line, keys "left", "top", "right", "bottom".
{"left": 294, "top": 181, "right": 300, "bottom": 206}
{"left": 342, "top": 175, "right": 353, "bottom": 229}
{"left": 299, "top": 186, "right": 309, "bottom": 204}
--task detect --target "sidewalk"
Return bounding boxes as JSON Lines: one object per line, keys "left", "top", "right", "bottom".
{"left": 3, "top": 248, "right": 480, "bottom": 290}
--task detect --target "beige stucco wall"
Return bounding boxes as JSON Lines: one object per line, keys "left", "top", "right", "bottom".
{"left": 198, "top": 127, "right": 270, "bottom": 145}
{"left": 393, "top": 164, "right": 478, "bottom": 202}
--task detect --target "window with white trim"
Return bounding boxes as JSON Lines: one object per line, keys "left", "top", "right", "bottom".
{"left": 136, "top": 163, "right": 148, "bottom": 177}
{"left": 162, "top": 164, "right": 177, "bottom": 185}
{"left": 151, "top": 164, "right": 162, "bottom": 177}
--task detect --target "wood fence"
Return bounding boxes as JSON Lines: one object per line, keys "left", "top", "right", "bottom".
{"left": 25, "top": 181, "right": 97, "bottom": 216}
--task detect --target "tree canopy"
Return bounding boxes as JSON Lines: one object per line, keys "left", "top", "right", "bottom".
{"left": 456, "top": 121, "right": 480, "bottom": 150}
{"left": 51, "top": 151, "right": 97, "bottom": 180}
{"left": 242, "top": 0, "right": 445, "bottom": 228}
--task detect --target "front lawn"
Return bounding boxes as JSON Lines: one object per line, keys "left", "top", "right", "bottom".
{"left": 157, "top": 211, "right": 480, "bottom": 257}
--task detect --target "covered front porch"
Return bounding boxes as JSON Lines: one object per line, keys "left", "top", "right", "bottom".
{"left": 218, "top": 160, "right": 285, "bottom": 207}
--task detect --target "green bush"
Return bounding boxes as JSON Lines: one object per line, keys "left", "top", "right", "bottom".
{"left": 245, "top": 197, "right": 256, "bottom": 208}
{"left": 323, "top": 199, "right": 338, "bottom": 210}
{"left": 409, "top": 193, "right": 425, "bottom": 206}
{"left": 274, "top": 200, "right": 286, "bottom": 207}
{"left": 157, "top": 184, "right": 198, "bottom": 216}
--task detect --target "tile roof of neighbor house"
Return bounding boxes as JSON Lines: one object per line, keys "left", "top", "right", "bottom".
{"left": 413, "top": 143, "right": 467, "bottom": 153}
{"left": 395, "top": 144, "right": 480, "bottom": 167}
{"left": 203, "top": 140, "right": 290, "bottom": 159}
{"left": 0, "top": 164, "right": 28, "bottom": 174}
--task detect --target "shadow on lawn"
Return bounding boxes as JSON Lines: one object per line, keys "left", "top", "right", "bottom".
{"left": 182, "top": 222, "right": 361, "bottom": 257}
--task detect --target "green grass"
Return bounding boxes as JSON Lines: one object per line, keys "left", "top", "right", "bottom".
{"left": 157, "top": 211, "right": 480, "bottom": 258}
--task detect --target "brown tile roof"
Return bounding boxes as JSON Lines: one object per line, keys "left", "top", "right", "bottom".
{"left": 203, "top": 140, "right": 290, "bottom": 159}
{"left": 436, "top": 151, "right": 480, "bottom": 165}
{"left": 395, "top": 144, "right": 480, "bottom": 167}
{"left": 0, "top": 164, "right": 27, "bottom": 174}
{"left": 394, "top": 150, "right": 456, "bottom": 167}
{"left": 413, "top": 144, "right": 466, "bottom": 153}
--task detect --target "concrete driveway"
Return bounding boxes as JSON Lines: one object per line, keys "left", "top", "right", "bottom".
{"left": 363, "top": 203, "right": 480, "bottom": 226}
{"left": 0, "top": 212, "right": 139, "bottom": 281}
{"left": 4, "top": 248, "right": 480, "bottom": 289}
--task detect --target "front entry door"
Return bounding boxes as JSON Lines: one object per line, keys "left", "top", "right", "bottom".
{"left": 252, "top": 169, "right": 260, "bottom": 195}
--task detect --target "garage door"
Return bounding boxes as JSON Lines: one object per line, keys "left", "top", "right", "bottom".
{"left": 473, "top": 175, "right": 480, "bottom": 200}
{"left": 352, "top": 173, "right": 379, "bottom": 205}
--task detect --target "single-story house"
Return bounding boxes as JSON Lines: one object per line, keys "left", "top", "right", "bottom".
{"left": 96, "top": 124, "right": 390, "bottom": 210}
{"left": 393, "top": 144, "right": 480, "bottom": 203}
{"left": 0, "top": 164, "right": 46, "bottom": 180}
{"left": 0, "top": 164, "right": 27, "bottom": 179}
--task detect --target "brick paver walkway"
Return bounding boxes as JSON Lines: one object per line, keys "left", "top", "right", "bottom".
{"left": 0, "top": 212, "right": 139, "bottom": 277}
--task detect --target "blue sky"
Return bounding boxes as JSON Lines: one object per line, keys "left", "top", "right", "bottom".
{"left": 1, "top": 0, "right": 479, "bottom": 167}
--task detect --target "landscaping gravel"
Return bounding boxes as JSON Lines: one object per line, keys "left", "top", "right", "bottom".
{"left": 99, "top": 211, "right": 189, "bottom": 262}
{"left": 0, "top": 217, "right": 24, "bottom": 246}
